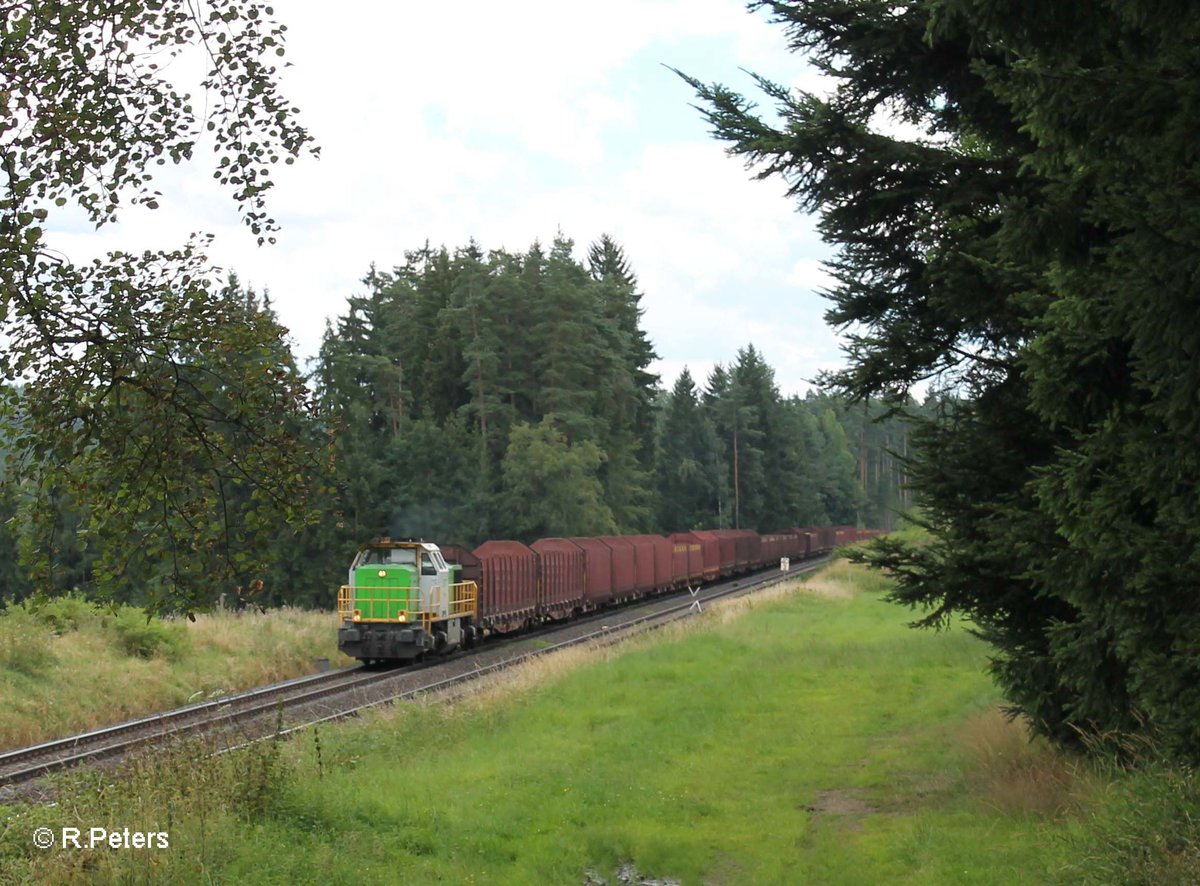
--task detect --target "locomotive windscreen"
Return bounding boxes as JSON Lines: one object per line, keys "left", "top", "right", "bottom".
{"left": 356, "top": 547, "right": 417, "bottom": 567}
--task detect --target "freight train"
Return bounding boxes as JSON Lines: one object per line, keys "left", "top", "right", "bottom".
{"left": 336, "top": 526, "right": 880, "bottom": 663}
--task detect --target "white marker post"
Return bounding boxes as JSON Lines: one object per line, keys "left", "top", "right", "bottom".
{"left": 781, "top": 557, "right": 790, "bottom": 572}
{"left": 689, "top": 585, "right": 702, "bottom": 614}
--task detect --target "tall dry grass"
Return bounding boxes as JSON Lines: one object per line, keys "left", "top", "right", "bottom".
{"left": 0, "top": 604, "right": 352, "bottom": 750}
{"left": 956, "top": 707, "right": 1093, "bottom": 817}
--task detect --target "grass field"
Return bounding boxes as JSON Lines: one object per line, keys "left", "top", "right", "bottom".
{"left": 0, "top": 596, "right": 352, "bottom": 750}
{"left": 7, "top": 560, "right": 1194, "bottom": 884}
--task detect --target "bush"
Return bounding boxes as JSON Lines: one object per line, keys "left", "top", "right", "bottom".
{"left": 28, "top": 593, "right": 99, "bottom": 634}
{"left": 108, "top": 607, "right": 189, "bottom": 661}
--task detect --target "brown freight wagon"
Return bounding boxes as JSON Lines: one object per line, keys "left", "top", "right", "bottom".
{"left": 742, "top": 530, "right": 764, "bottom": 569}
{"left": 712, "top": 529, "right": 761, "bottom": 572}
{"left": 819, "top": 527, "right": 837, "bottom": 551}
{"left": 777, "top": 523, "right": 806, "bottom": 559}
{"left": 690, "top": 529, "right": 734, "bottom": 576}
{"left": 669, "top": 532, "right": 716, "bottom": 583}
{"left": 472, "top": 540, "right": 538, "bottom": 632}
{"left": 797, "top": 529, "right": 819, "bottom": 557}
{"left": 603, "top": 535, "right": 654, "bottom": 595}
{"left": 631, "top": 534, "right": 673, "bottom": 591}
{"left": 794, "top": 527, "right": 836, "bottom": 554}
{"left": 668, "top": 534, "right": 699, "bottom": 586}
{"left": 568, "top": 537, "right": 615, "bottom": 608}
{"left": 780, "top": 531, "right": 799, "bottom": 561}
{"left": 440, "top": 544, "right": 479, "bottom": 580}
{"left": 760, "top": 532, "right": 786, "bottom": 566}
{"left": 531, "top": 537, "right": 586, "bottom": 619}
{"left": 760, "top": 533, "right": 777, "bottom": 565}
{"left": 787, "top": 531, "right": 804, "bottom": 560}
{"left": 759, "top": 533, "right": 775, "bottom": 565}
{"left": 817, "top": 527, "right": 835, "bottom": 552}
{"left": 601, "top": 536, "right": 638, "bottom": 598}
{"left": 787, "top": 528, "right": 816, "bottom": 554}
{"left": 669, "top": 536, "right": 689, "bottom": 587}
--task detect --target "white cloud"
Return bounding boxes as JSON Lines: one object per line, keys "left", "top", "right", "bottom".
{"left": 42, "top": 1, "right": 847, "bottom": 394}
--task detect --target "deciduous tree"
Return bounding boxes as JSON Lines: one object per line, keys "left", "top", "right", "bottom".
{"left": 1, "top": 1, "right": 321, "bottom": 609}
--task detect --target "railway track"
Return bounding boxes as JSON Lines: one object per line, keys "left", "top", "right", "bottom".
{"left": 0, "top": 556, "right": 828, "bottom": 796}
{"left": 0, "top": 661, "right": 379, "bottom": 791}
{"left": 269, "top": 556, "right": 830, "bottom": 740}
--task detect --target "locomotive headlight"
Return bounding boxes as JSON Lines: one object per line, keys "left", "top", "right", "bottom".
{"left": 398, "top": 612, "right": 407, "bottom": 622}
{"left": 378, "top": 569, "right": 387, "bottom": 578}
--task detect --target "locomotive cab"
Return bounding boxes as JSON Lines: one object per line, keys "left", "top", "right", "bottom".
{"left": 337, "top": 539, "right": 478, "bottom": 663}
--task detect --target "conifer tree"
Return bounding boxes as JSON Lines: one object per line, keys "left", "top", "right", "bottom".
{"left": 705, "top": 362, "right": 764, "bottom": 530}
{"left": 686, "top": 0, "right": 1200, "bottom": 755}
{"left": 532, "top": 235, "right": 610, "bottom": 440}
{"left": 656, "top": 368, "right": 724, "bottom": 530}
{"left": 587, "top": 235, "right": 661, "bottom": 476}
{"left": 315, "top": 234, "right": 667, "bottom": 544}
{"left": 450, "top": 256, "right": 509, "bottom": 474}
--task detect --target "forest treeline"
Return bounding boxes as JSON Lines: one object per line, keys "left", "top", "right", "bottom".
{"left": 0, "top": 234, "right": 914, "bottom": 609}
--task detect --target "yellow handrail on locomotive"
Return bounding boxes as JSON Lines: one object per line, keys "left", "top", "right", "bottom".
{"left": 338, "top": 582, "right": 478, "bottom": 633}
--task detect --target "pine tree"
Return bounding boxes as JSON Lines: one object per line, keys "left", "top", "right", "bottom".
{"left": 656, "top": 368, "right": 724, "bottom": 530}
{"left": 450, "top": 254, "right": 509, "bottom": 475}
{"left": 531, "top": 235, "right": 610, "bottom": 440}
{"left": 704, "top": 361, "right": 764, "bottom": 530}
{"left": 815, "top": 408, "right": 861, "bottom": 524}
{"left": 587, "top": 234, "right": 661, "bottom": 488}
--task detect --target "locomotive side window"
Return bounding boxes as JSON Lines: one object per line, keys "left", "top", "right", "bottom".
{"left": 420, "top": 553, "right": 436, "bottom": 576}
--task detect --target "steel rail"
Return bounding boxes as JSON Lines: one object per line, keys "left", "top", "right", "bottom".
{"left": 0, "top": 664, "right": 382, "bottom": 783}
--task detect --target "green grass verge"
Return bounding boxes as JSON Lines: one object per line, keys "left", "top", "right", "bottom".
{"left": 4, "top": 563, "right": 1183, "bottom": 884}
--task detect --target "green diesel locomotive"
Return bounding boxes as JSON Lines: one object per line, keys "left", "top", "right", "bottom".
{"left": 337, "top": 539, "right": 478, "bottom": 663}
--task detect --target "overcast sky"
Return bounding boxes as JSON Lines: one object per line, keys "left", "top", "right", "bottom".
{"left": 49, "top": 1, "right": 845, "bottom": 396}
